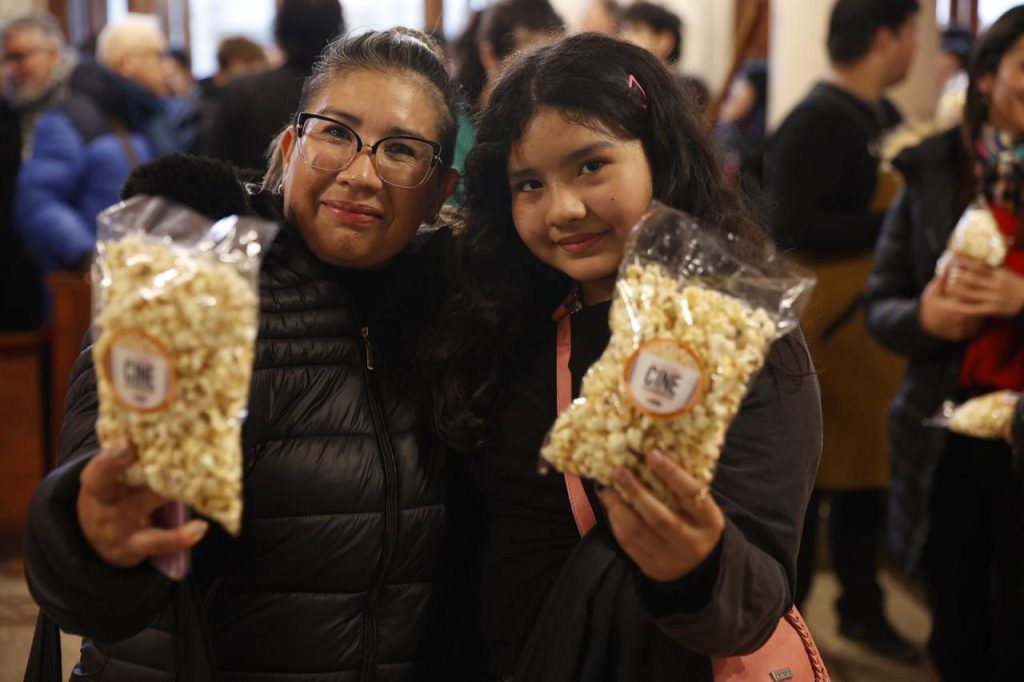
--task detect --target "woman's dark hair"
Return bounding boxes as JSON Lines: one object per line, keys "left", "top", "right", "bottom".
{"left": 958, "top": 8, "right": 1024, "bottom": 245}
{"left": 263, "top": 29, "right": 460, "bottom": 190}
{"left": 424, "top": 33, "right": 770, "bottom": 451}
{"left": 963, "top": 7, "right": 1024, "bottom": 156}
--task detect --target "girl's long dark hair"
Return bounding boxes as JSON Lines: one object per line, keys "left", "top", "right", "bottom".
{"left": 958, "top": 7, "right": 1024, "bottom": 214}
{"left": 424, "top": 33, "right": 770, "bottom": 452}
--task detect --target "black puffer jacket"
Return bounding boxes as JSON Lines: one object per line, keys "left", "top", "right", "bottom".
{"left": 24, "top": 157, "right": 449, "bottom": 681}
{"left": 863, "top": 128, "right": 967, "bottom": 576}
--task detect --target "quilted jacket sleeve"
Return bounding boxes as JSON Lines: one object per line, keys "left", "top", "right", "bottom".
{"left": 14, "top": 110, "right": 95, "bottom": 270}
{"left": 864, "top": 188, "right": 954, "bottom": 359}
{"left": 24, "top": 339, "right": 174, "bottom": 641}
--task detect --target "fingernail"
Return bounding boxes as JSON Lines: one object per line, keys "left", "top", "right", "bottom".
{"left": 614, "top": 469, "right": 630, "bottom": 485}
{"left": 647, "top": 450, "right": 665, "bottom": 466}
{"left": 189, "top": 521, "right": 209, "bottom": 540}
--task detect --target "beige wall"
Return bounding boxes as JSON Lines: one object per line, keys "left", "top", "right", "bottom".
{"left": 0, "top": 0, "right": 47, "bottom": 22}
{"left": 769, "top": 0, "right": 939, "bottom": 131}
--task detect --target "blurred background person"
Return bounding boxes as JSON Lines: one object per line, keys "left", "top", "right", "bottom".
{"left": 0, "top": 12, "right": 72, "bottom": 331}
{"left": 163, "top": 47, "right": 203, "bottom": 153}
{"left": 1, "top": 13, "right": 76, "bottom": 156}
{"left": 477, "top": 0, "right": 564, "bottom": 103}
{"left": 865, "top": 8, "right": 1024, "bottom": 678}
{"left": 936, "top": 23, "right": 972, "bottom": 90}
{"left": 447, "top": 0, "right": 563, "bottom": 201}
{"left": 765, "top": 0, "right": 921, "bottom": 662}
{"left": 934, "top": 24, "right": 973, "bottom": 130}
{"left": 205, "top": 0, "right": 345, "bottom": 172}
{"left": 194, "top": 36, "right": 267, "bottom": 158}
{"left": 715, "top": 57, "right": 769, "bottom": 190}
{"left": 165, "top": 47, "right": 194, "bottom": 100}
{"left": 618, "top": 1, "right": 709, "bottom": 113}
{"left": 576, "top": 0, "right": 619, "bottom": 35}
{"left": 196, "top": 36, "right": 267, "bottom": 102}
{"left": 14, "top": 13, "right": 180, "bottom": 280}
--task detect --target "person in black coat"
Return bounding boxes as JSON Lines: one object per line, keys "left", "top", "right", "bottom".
{"left": 0, "top": 95, "right": 43, "bottom": 330}
{"left": 864, "top": 9, "right": 1024, "bottom": 678}
{"left": 204, "top": 0, "right": 345, "bottom": 172}
{"left": 764, "top": 0, "right": 921, "bottom": 661}
{"left": 24, "top": 29, "right": 460, "bottom": 681}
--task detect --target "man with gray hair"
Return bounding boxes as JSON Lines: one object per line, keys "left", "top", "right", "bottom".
{"left": 14, "top": 13, "right": 183, "bottom": 279}
{"left": 1, "top": 13, "right": 76, "bottom": 155}
{"left": 0, "top": 12, "right": 71, "bottom": 330}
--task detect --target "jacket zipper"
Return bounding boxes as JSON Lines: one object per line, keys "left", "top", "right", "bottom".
{"left": 358, "top": 325, "right": 400, "bottom": 682}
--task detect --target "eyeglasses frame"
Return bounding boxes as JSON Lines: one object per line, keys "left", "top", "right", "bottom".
{"left": 294, "top": 112, "right": 443, "bottom": 189}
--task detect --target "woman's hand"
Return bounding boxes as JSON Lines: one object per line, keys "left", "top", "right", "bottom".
{"left": 77, "top": 442, "right": 208, "bottom": 569}
{"left": 946, "top": 256, "right": 1024, "bottom": 318}
{"left": 918, "top": 267, "right": 985, "bottom": 341}
{"left": 597, "top": 450, "right": 725, "bottom": 582}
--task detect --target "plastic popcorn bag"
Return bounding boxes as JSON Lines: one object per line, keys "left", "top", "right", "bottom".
{"left": 92, "top": 195, "right": 278, "bottom": 536}
{"left": 936, "top": 198, "right": 1007, "bottom": 274}
{"left": 540, "top": 203, "right": 815, "bottom": 506}
{"left": 929, "top": 390, "right": 1020, "bottom": 441}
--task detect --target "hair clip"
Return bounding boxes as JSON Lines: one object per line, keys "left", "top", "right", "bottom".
{"left": 627, "top": 73, "right": 649, "bottom": 109}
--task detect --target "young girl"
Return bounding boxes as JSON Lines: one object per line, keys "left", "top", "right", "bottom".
{"left": 865, "top": 8, "right": 1024, "bottom": 679}
{"left": 429, "top": 34, "right": 822, "bottom": 680}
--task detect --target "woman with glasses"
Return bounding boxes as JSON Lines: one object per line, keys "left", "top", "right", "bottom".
{"left": 24, "top": 29, "right": 458, "bottom": 681}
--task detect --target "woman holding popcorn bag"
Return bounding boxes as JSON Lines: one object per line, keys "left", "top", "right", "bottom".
{"left": 427, "top": 34, "right": 824, "bottom": 681}
{"left": 25, "top": 30, "right": 461, "bottom": 681}
{"left": 864, "top": 8, "right": 1024, "bottom": 680}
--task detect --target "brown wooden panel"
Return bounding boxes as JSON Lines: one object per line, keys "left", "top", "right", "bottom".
{"left": 0, "top": 341, "right": 46, "bottom": 556}
{"left": 734, "top": 0, "right": 770, "bottom": 60}
{"left": 46, "top": 273, "right": 93, "bottom": 468}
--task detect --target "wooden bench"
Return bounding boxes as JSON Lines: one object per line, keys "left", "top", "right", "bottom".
{"left": 0, "top": 272, "right": 92, "bottom": 556}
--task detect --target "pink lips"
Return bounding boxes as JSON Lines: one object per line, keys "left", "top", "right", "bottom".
{"left": 321, "top": 199, "right": 385, "bottom": 225}
{"left": 555, "top": 232, "right": 607, "bottom": 254}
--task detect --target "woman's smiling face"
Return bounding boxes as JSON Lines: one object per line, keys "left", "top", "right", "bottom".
{"left": 507, "top": 106, "right": 654, "bottom": 304}
{"left": 279, "top": 67, "right": 456, "bottom": 269}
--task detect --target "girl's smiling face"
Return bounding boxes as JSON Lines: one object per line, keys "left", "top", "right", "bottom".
{"left": 979, "top": 34, "right": 1024, "bottom": 137}
{"left": 507, "top": 106, "right": 654, "bottom": 304}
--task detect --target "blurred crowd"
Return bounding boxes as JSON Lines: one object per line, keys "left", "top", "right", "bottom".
{"left": 3, "top": 1, "right": 1023, "bottom": 680}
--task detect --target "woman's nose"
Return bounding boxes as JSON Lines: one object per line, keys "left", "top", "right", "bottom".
{"left": 336, "top": 148, "right": 384, "bottom": 191}
{"left": 545, "top": 185, "right": 587, "bottom": 227}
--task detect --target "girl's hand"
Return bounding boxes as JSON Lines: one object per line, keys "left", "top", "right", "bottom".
{"left": 77, "top": 442, "right": 208, "bottom": 569}
{"left": 597, "top": 450, "right": 725, "bottom": 582}
{"left": 918, "top": 267, "right": 985, "bottom": 341}
{"left": 946, "top": 256, "right": 1024, "bottom": 318}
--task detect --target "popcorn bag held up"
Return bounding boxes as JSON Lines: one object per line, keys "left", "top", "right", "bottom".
{"left": 936, "top": 198, "right": 1007, "bottom": 275}
{"left": 92, "top": 196, "right": 278, "bottom": 536}
{"left": 540, "top": 203, "right": 815, "bottom": 506}
{"left": 928, "top": 390, "right": 1020, "bottom": 441}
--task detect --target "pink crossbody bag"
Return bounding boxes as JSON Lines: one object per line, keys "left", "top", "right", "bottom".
{"left": 553, "top": 307, "right": 829, "bottom": 682}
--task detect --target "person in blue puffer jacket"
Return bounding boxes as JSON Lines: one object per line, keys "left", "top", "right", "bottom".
{"left": 15, "top": 14, "right": 181, "bottom": 274}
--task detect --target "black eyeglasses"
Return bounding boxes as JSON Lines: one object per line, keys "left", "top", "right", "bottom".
{"left": 294, "top": 112, "right": 443, "bottom": 189}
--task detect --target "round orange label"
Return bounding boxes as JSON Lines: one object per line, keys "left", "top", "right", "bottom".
{"left": 101, "top": 329, "right": 176, "bottom": 413}
{"left": 623, "top": 338, "right": 706, "bottom": 418}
